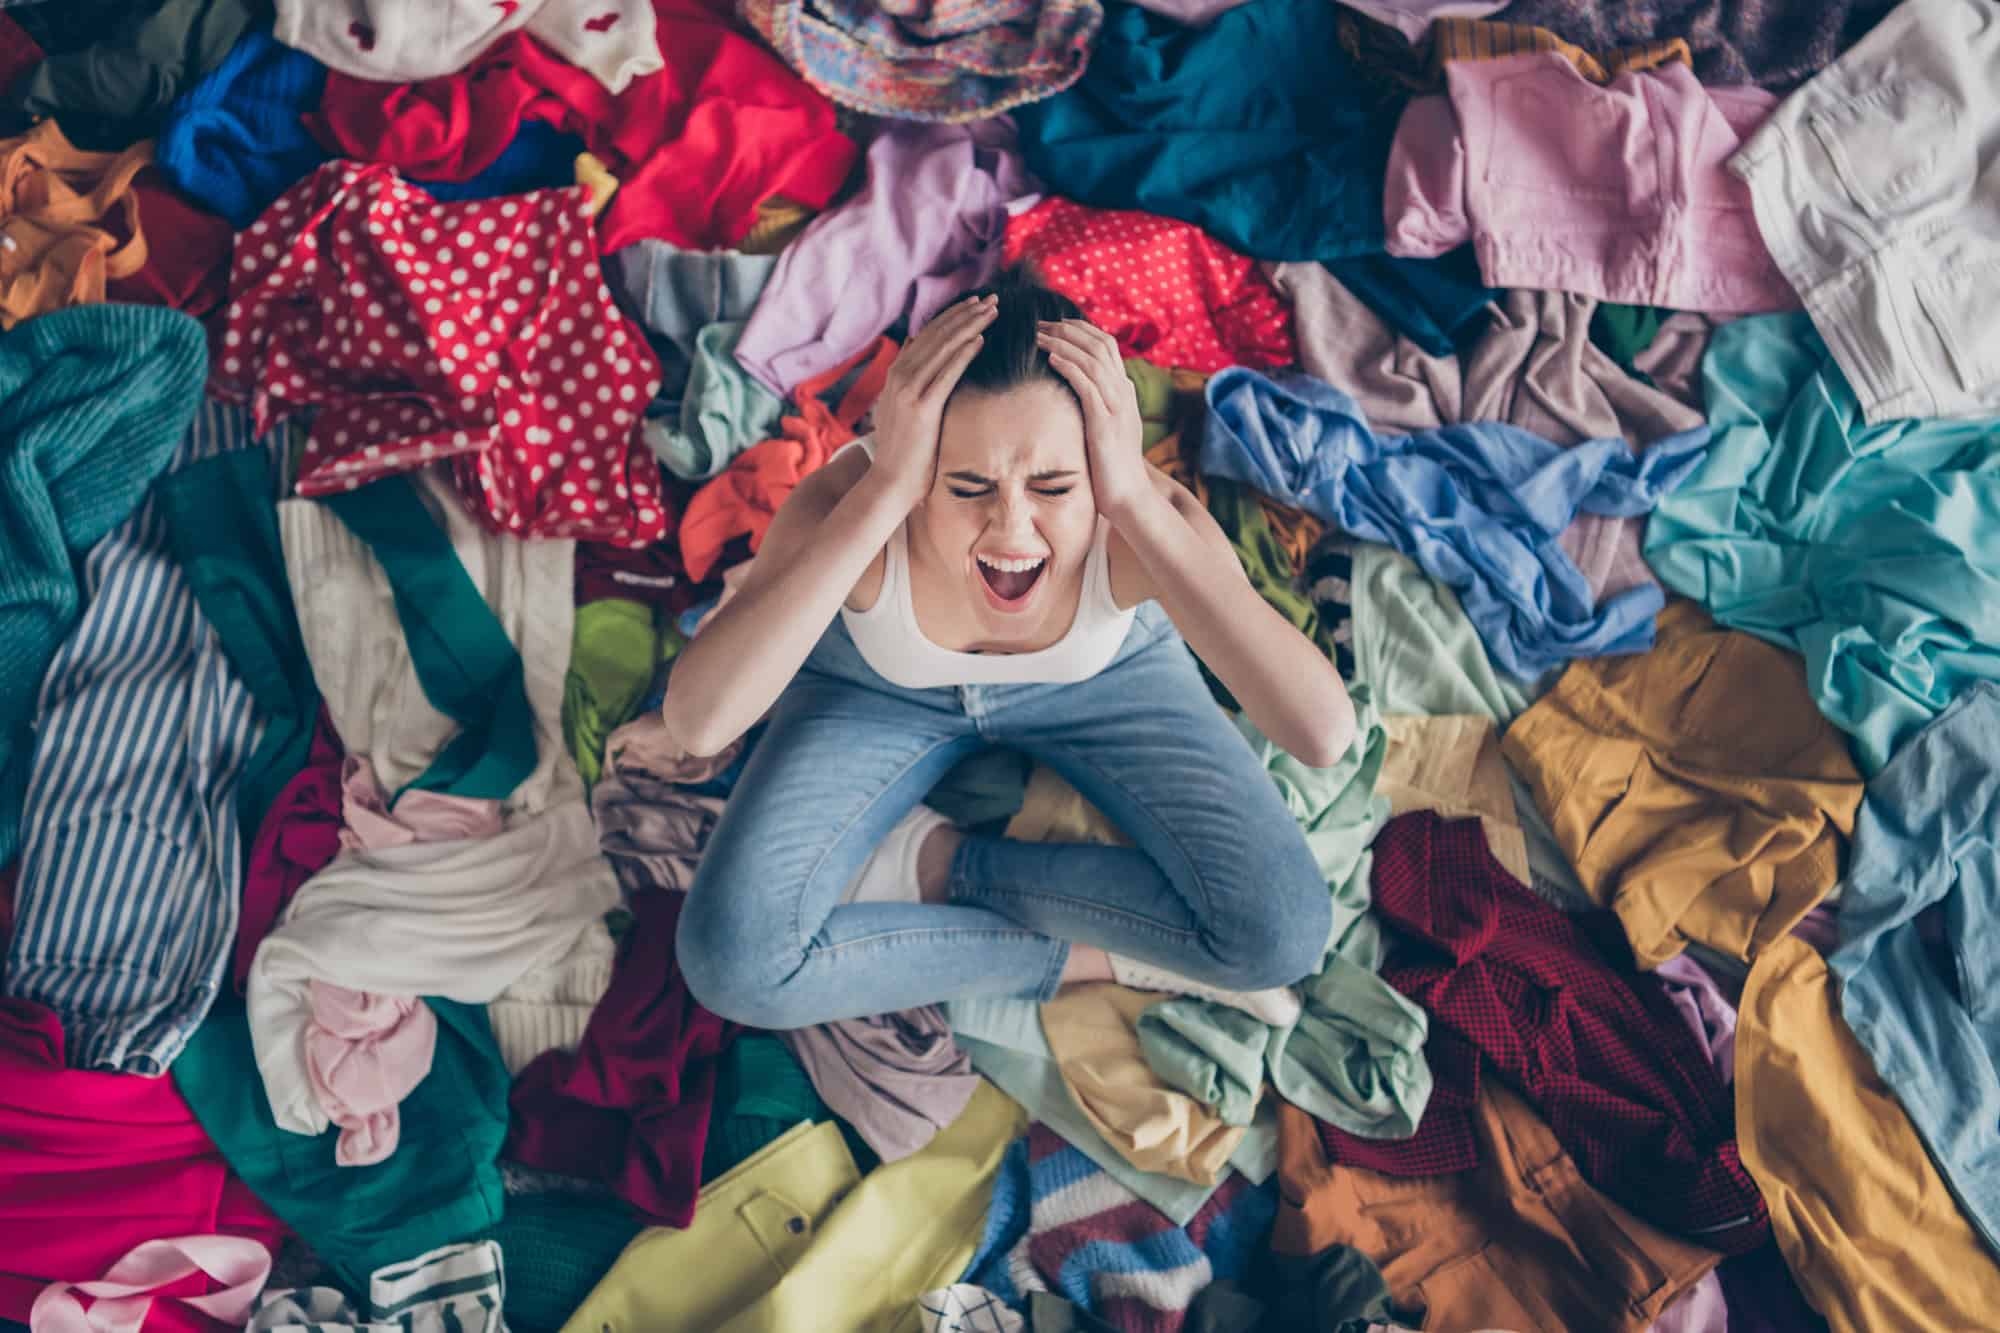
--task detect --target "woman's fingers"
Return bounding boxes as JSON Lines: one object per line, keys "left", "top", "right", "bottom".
{"left": 1043, "top": 345, "right": 1111, "bottom": 420}
{"left": 922, "top": 328, "right": 987, "bottom": 402}
{"left": 903, "top": 295, "right": 996, "bottom": 391}
{"left": 1038, "top": 322, "right": 1121, "bottom": 400}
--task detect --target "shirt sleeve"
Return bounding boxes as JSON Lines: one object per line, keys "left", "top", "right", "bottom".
{"left": 1382, "top": 93, "right": 1472, "bottom": 259}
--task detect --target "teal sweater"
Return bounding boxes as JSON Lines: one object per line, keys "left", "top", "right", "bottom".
{"left": 0, "top": 305, "right": 208, "bottom": 865}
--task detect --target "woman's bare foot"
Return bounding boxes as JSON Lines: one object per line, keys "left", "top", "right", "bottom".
{"left": 915, "top": 823, "right": 962, "bottom": 905}
{"left": 1060, "top": 943, "right": 1116, "bottom": 985}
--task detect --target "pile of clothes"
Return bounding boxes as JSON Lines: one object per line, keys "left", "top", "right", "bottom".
{"left": 2, "top": 0, "right": 1997, "bottom": 1330}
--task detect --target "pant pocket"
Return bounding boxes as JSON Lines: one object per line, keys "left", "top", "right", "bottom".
{"left": 1914, "top": 259, "right": 2000, "bottom": 397}
{"left": 1804, "top": 82, "right": 1964, "bottom": 221}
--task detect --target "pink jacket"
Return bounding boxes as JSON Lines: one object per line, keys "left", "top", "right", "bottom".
{"left": 1384, "top": 51, "right": 1799, "bottom": 314}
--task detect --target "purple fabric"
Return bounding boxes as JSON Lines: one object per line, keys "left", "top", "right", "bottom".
{"left": 1653, "top": 953, "right": 1737, "bottom": 1084}
{"left": 734, "top": 118, "right": 1041, "bottom": 397}
{"left": 782, "top": 1007, "right": 981, "bottom": 1162}
{"left": 1787, "top": 905, "right": 1841, "bottom": 959}
{"left": 1649, "top": 1272, "right": 1727, "bottom": 1333}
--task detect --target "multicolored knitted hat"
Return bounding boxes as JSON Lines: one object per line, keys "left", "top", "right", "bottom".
{"left": 738, "top": 0, "right": 1102, "bottom": 122}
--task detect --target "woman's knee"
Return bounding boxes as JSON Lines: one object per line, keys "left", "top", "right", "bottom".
{"left": 1205, "top": 846, "right": 1333, "bottom": 990}
{"left": 677, "top": 876, "right": 846, "bottom": 1030}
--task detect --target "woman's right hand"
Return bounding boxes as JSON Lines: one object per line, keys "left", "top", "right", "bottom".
{"left": 867, "top": 293, "right": 997, "bottom": 507}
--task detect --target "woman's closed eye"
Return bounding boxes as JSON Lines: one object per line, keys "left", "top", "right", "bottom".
{"left": 947, "top": 485, "right": 1074, "bottom": 499}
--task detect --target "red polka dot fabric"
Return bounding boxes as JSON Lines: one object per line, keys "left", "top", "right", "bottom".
{"left": 210, "top": 160, "right": 671, "bottom": 546}
{"left": 1003, "top": 197, "right": 1296, "bottom": 376}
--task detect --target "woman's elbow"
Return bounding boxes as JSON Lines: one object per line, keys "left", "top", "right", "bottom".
{"left": 1290, "top": 692, "right": 1358, "bottom": 769}
{"left": 656, "top": 696, "right": 734, "bottom": 762}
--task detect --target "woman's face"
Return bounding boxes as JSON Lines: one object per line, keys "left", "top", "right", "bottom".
{"left": 910, "top": 379, "right": 1099, "bottom": 646}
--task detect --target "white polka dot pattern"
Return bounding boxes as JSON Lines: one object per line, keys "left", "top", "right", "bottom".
{"left": 211, "top": 161, "right": 669, "bottom": 547}
{"left": 1002, "top": 197, "right": 1296, "bottom": 375}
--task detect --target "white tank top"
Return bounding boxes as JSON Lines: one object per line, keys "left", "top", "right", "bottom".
{"left": 836, "top": 438, "right": 1138, "bottom": 689}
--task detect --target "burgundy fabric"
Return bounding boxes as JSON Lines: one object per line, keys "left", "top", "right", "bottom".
{"left": 1321, "top": 813, "right": 1768, "bottom": 1255}
{"left": 235, "top": 711, "right": 344, "bottom": 993}
{"left": 503, "top": 890, "right": 736, "bottom": 1228}
{"left": 108, "top": 173, "right": 236, "bottom": 319}
{"left": 307, "top": 0, "right": 857, "bottom": 255}
{"left": 0, "top": 1001, "right": 285, "bottom": 1331}
{"left": 574, "top": 537, "right": 704, "bottom": 614}
{"left": 0, "top": 13, "right": 36, "bottom": 88}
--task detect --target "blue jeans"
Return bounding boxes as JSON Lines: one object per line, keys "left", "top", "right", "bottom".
{"left": 678, "top": 602, "right": 1333, "bottom": 1029}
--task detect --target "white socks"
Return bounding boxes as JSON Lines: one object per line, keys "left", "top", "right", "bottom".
{"left": 1106, "top": 955, "right": 1304, "bottom": 1028}
{"left": 276, "top": 0, "right": 663, "bottom": 92}
{"left": 841, "top": 805, "right": 953, "bottom": 906}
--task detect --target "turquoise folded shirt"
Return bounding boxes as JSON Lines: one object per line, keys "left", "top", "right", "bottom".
{"left": 1644, "top": 313, "right": 2000, "bottom": 774}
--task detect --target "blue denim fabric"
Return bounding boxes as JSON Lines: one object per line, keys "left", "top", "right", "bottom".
{"left": 1829, "top": 681, "right": 2000, "bottom": 1255}
{"left": 677, "top": 603, "right": 1332, "bottom": 1029}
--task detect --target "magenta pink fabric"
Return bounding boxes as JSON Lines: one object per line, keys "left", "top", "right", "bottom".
{"left": 338, "top": 757, "right": 504, "bottom": 849}
{"left": 1383, "top": 52, "right": 1795, "bottom": 313}
{"left": 503, "top": 890, "right": 736, "bottom": 1227}
{"left": 303, "top": 983, "right": 439, "bottom": 1168}
{"left": 0, "top": 1002, "right": 284, "bottom": 1333}
{"left": 237, "top": 712, "right": 344, "bottom": 993}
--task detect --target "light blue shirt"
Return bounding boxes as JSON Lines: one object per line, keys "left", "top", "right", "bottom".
{"left": 1828, "top": 683, "right": 2000, "bottom": 1255}
{"left": 1204, "top": 366, "right": 1708, "bottom": 679}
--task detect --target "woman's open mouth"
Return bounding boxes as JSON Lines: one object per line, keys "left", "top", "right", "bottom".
{"left": 975, "top": 553, "right": 1047, "bottom": 612}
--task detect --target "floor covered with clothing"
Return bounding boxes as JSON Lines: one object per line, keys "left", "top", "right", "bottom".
{"left": 3, "top": 0, "right": 1997, "bottom": 1330}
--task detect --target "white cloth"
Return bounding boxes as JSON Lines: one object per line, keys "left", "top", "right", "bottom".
{"left": 274, "top": 0, "right": 661, "bottom": 91}
{"left": 916, "top": 1286, "right": 1024, "bottom": 1333}
{"left": 486, "top": 917, "right": 618, "bottom": 1075}
{"left": 249, "top": 803, "right": 620, "bottom": 1136}
{"left": 278, "top": 468, "right": 580, "bottom": 818}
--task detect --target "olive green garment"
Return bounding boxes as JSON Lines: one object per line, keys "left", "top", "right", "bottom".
{"left": 924, "top": 748, "right": 1034, "bottom": 830}
{"left": 561, "top": 598, "right": 661, "bottom": 789}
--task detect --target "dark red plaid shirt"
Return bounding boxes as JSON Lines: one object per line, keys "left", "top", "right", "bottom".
{"left": 1321, "top": 812, "right": 1769, "bottom": 1255}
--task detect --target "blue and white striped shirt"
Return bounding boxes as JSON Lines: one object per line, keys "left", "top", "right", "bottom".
{"left": 5, "top": 400, "right": 279, "bottom": 1074}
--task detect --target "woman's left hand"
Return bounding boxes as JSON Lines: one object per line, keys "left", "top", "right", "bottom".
{"left": 1038, "top": 319, "right": 1150, "bottom": 519}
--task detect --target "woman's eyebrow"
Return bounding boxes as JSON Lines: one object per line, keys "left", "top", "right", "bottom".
{"left": 944, "top": 470, "right": 994, "bottom": 484}
{"left": 1030, "top": 470, "right": 1080, "bottom": 482}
